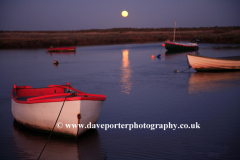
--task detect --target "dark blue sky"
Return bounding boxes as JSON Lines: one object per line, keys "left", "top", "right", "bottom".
{"left": 1, "top": 0, "right": 240, "bottom": 31}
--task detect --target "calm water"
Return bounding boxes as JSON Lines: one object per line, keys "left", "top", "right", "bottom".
{"left": 0, "top": 43, "right": 240, "bottom": 160}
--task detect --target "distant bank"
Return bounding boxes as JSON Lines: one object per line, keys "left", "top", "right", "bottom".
{"left": 0, "top": 27, "right": 240, "bottom": 49}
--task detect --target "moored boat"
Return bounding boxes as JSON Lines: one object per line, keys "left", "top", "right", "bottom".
{"left": 46, "top": 47, "right": 76, "bottom": 52}
{"left": 164, "top": 19, "right": 199, "bottom": 51}
{"left": 187, "top": 54, "right": 240, "bottom": 72}
{"left": 165, "top": 40, "right": 199, "bottom": 51}
{"left": 11, "top": 82, "right": 106, "bottom": 137}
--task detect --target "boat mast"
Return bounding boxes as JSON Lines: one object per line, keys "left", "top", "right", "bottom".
{"left": 173, "top": 19, "right": 176, "bottom": 42}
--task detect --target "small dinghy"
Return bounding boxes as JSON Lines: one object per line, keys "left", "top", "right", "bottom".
{"left": 46, "top": 47, "right": 76, "bottom": 52}
{"left": 187, "top": 54, "right": 240, "bottom": 72}
{"left": 11, "top": 82, "right": 106, "bottom": 137}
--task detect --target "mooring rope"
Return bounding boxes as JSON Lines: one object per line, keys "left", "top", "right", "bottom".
{"left": 174, "top": 66, "right": 192, "bottom": 73}
{"left": 180, "top": 66, "right": 191, "bottom": 72}
{"left": 37, "top": 92, "right": 77, "bottom": 160}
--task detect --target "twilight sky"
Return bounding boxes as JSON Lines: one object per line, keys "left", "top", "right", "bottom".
{"left": 1, "top": 0, "right": 240, "bottom": 31}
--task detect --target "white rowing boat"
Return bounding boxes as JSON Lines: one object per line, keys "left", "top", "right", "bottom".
{"left": 187, "top": 54, "right": 240, "bottom": 72}
{"left": 11, "top": 82, "right": 106, "bottom": 137}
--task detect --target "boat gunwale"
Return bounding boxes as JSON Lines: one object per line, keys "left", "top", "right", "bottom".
{"left": 165, "top": 41, "right": 198, "bottom": 47}
{"left": 187, "top": 54, "right": 240, "bottom": 61}
{"left": 11, "top": 85, "right": 106, "bottom": 104}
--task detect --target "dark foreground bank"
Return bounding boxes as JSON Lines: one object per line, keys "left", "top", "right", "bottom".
{"left": 1, "top": 27, "right": 240, "bottom": 49}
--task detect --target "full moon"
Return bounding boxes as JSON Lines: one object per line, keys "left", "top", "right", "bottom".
{"left": 121, "top": 11, "right": 128, "bottom": 17}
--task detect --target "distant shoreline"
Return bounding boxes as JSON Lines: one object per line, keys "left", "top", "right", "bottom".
{"left": 1, "top": 27, "right": 240, "bottom": 49}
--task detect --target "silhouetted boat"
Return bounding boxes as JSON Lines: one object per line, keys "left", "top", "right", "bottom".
{"left": 46, "top": 47, "right": 76, "bottom": 52}
{"left": 164, "top": 19, "right": 198, "bottom": 51}
{"left": 11, "top": 82, "right": 106, "bottom": 137}
{"left": 187, "top": 54, "right": 240, "bottom": 72}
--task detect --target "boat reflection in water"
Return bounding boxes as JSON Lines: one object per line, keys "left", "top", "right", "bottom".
{"left": 162, "top": 50, "right": 198, "bottom": 61}
{"left": 188, "top": 72, "right": 240, "bottom": 94}
{"left": 12, "top": 121, "right": 106, "bottom": 160}
{"left": 120, "top": 49, "right": 133, "bottom": 94}
{"left": 165, "top": 50, "right": 198, "bottom": 56}
{"left": 47, "top": 51, "right": 76, "bottom": 57}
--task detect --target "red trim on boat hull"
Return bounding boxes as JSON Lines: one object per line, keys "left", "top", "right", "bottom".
{"left": 46, "top": 47, "right": 76, "bottom": 52}
{"left": 165, "top": 41, "right": 199, "bottom": 51}
{"left": 12, "top": 84, "right": 106, "bottom": 104}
